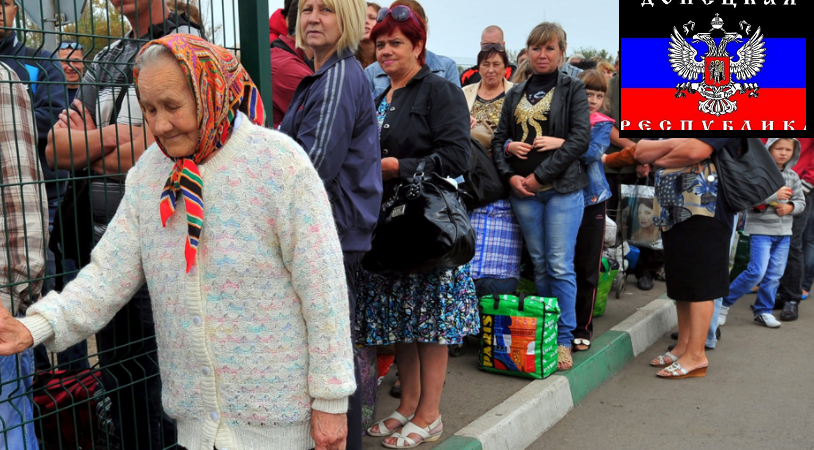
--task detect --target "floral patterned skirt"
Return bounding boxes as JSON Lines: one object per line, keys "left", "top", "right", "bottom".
{"left": 354, "top": 265, "right": 481, "bottom": 346}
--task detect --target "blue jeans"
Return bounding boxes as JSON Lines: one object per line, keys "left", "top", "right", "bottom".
{"left": 724, "top": 235, "right": 790, "bottom": 316}
{"left": 510, "top": 189, "right": 584, "bottom": 347}
{"left": 0, "top": 348, "right": 39, "bottom": 450}
{"left": 707, "top": 297, "right": 722, "bottom": 348}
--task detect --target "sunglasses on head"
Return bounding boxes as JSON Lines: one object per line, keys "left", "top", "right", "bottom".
{"left": 376, "top": 5, "right": 420, "bottom": 26}
{"left": 481, "top": 43, "right": 505, "bottom": 52}
{"left": 59, "top": 42, "right": 83, "bottom": 50}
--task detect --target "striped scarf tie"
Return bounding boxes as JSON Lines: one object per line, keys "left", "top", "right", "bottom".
{"left": 135, "top": 34, "right": 266, "bottom": 273}
{"left": 159, "top": 159, "right": 204, "bottom": 273}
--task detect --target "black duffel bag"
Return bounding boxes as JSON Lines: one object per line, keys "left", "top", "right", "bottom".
{"left": 714, "top": 137, "right": 786, "bottom": 212}
{"left": 458, "top": 137, "right": 510, "bottom": 210}
{"left": 362, "top": 158, "right": 476, "bottom": 274}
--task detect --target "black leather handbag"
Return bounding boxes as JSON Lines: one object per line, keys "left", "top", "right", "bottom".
{"left": 362, "top": 158, "right": 477, "bottom": 274}
{"left": 714, "top": 138, "right": 786, "bottom": 212}
{"left": 459, "top": 138, "right": 510, "bottom": 210}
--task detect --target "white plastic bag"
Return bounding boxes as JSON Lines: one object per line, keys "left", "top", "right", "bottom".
{"left": 605, "top": 216, "right": 618, "bottom": 247}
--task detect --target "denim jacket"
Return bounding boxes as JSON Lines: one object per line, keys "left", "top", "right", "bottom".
{"left": 580, "top": 118, "right": 613, "bottom": 206}
{"left": 365, "top": 50, "right": 460, "bottom": 99}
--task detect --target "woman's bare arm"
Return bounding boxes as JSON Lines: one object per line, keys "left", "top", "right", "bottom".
{"left": 653, "top": 139, "right": 715, "bottom": 168}
{"left": 634, "top": 138, "right": 689, "bottom": 164}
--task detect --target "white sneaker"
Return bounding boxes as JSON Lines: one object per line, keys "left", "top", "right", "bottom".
{"left": 718, "top": 305, "right": 730, "bottom": 326}
{"left": 754, "top": 313, "right": 781, "bottom": 328}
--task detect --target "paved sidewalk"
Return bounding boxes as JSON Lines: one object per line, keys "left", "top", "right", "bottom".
{"left": 528, "top": 299, "right": 814, "bottom": 450}
{"left": 361, "top": 278, "right": 668, "bottom": 450}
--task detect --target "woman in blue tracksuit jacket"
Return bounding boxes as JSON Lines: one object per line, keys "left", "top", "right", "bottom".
{"left": 278, "top": 1, "right": 382, "bottom": 448}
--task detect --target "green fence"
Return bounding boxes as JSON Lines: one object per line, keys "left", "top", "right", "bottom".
{"left": 1, "top": 1, "right": 271, "bottom": 448}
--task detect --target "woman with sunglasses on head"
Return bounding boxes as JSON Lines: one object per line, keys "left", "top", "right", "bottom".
{"left": 354, "top": 4, "right": 477, "bottom": 448}
{"left": 364, "top": 0, "right": 460, "bottom": 100}
{"left": 56, "top": 41, "right": 85, "bottom": 103}
{"left": 279, "top": 0, "right": 383, "bottom": 448}
{"left": 492, "top": 22, "right": 591, "bottom": 371}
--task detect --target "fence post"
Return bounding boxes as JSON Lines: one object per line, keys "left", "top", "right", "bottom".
{"left": 237, "top": 0, "right": 273, "bottom": 127}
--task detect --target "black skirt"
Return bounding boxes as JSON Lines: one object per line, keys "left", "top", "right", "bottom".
{"left": 661, "top": 216, "right": 731, "bottom": 302}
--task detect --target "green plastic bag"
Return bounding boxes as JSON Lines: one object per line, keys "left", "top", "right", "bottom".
{"left": 730, "top": 231, "right": 750, "bottom": 281}
{"left": 478, "top": 295, "right": 560, "bottom": 379}
{"left": 593, "top": 258, "right": 617, "bottom": 317}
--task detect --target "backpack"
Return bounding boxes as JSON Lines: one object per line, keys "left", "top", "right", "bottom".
{"left": 33, "top": 369, "right": 115, "bottom": 449}
{"left": 459, "top": 138, "right": 510, "bottom": 210}
{"left": 6, "top": 44, "right": 48, "bottom": 95}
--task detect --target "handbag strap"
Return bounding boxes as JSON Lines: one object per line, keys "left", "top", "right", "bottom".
{"left": 495, "top": 294, "right": 526, "bottom": 312}
{"left": 415, "top": 159, "right": 426, "bottom": 178}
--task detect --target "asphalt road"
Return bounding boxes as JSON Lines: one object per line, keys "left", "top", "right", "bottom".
{"left": 528, "top": 296, "right": 814, "bottom": 450}
{"left": 361, "top": 275, "right": 668, "bottom": 450}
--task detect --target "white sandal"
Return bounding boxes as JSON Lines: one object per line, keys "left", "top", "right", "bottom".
{"left": 367, "top": 411, "right": 414, "bottom": 437}
{"left": 382, "top": 415, "right": 443, "bottom": 449}
{"left": 650, "top": 351, "right": 679, "bottom": 367}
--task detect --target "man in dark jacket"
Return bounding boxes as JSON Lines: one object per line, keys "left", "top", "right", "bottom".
{"left": 460, "top": 26, "right": 517, "bottom": 87}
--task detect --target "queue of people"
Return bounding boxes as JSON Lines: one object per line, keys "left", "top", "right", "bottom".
{"left": 3, "top": 0, "right": 810, "bottom": 449}
{"left": 0, "top": 0, "right": 635, "bottom": 448}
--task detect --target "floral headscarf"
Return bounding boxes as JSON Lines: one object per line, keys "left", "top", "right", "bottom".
{"left": 134, "top": 34, "right": 266, "bottom": 273}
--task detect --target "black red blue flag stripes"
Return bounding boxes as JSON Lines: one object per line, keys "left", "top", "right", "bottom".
{"left": 620, "top": 0, "right": 806, "bottom": 135}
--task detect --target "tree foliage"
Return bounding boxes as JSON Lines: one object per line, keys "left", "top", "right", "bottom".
{"left": 60, "top": 0, "right": 131, "bottom": 61}
{"left": 15, "top": 0, "right": 130, "bottom": 60}
{"left": 506, "top": 49, "right": 520, "bottom": 66}
{"left": 572, "top": 46, "right": 614, "bottom": 62}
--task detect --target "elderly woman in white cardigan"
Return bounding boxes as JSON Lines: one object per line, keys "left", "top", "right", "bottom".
{"left": 0, "top": 34, "right": 354, "bottom": 450}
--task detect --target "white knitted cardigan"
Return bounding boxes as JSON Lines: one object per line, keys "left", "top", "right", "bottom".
{"left": 20, "top": 117, "right": 356, "bottom": 450}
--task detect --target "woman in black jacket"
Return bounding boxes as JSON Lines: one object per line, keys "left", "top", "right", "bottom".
{"left": 355, "top": 5, "right": 478, "bottom": 448}
{"left": 492, "top": 22, "right": 591, "bottom": 371}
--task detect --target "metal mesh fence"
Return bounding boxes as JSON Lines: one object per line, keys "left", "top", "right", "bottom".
{"left": 0, "top": 0, "right": 270, "bottom": 448}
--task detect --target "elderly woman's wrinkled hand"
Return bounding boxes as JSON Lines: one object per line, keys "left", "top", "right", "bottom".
{"left": 311, "top": 410, "right": 347, "bottom": 450}
{"left": 0, "top": 306, "right": 34, "bottom": 356}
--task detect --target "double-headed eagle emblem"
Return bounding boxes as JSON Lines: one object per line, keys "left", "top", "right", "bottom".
{"left": 669, "top": 14, "right": 766, "bottom": 116}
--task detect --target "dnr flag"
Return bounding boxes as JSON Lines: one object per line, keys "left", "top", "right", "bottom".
{"left": 620, "top": 0, "right": 806, "bottom": 134}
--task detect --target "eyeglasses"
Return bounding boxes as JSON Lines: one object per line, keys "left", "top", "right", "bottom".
{"left": 376, "top": 5, "right": 420, "bottom": 27}
{"left": 59, "top": 42, "right": 83, "bottom": 50}
{"left": 481, "top": 43, "right": 505, "bottom": 52}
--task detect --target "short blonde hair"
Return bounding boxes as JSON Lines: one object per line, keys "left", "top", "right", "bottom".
{"left": 526, "top": 22, "right": 567, "bottom": 52}
{"left": 296, "top": 0, "right": 367, "bottom": 54}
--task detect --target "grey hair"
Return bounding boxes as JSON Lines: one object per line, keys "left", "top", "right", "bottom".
{"left": 134, "top": 44, "right": 177, "bottom": 72}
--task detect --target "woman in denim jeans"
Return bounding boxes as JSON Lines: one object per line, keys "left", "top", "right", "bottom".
{"left": 492, "top": 22, "right": 591, "bottom": 371}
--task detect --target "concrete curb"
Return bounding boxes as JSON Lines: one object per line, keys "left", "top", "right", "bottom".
{"left": 611, "top": 298, "right": 677, "bottom": 357}
{"left": 435, "top": 297, "right": 677, "bottom": 450}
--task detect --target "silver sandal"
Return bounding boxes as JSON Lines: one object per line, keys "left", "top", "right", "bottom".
{"left": 650, "top": 351, "right": 679, "bottom": 367}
